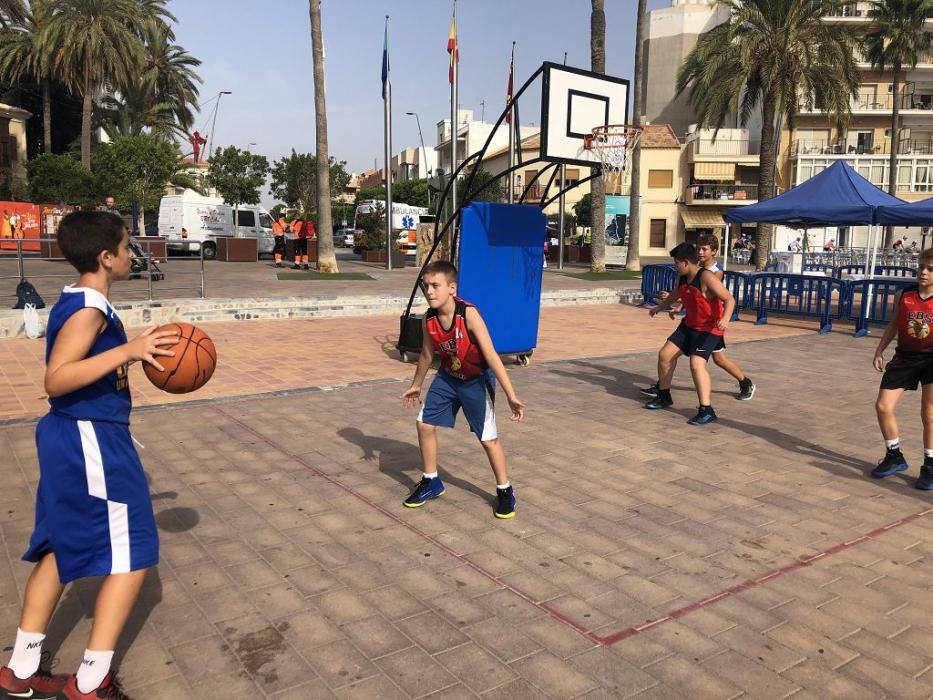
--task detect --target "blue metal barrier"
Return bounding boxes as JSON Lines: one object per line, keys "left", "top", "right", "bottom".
{"left": 723, "top": 270, "right": 750, "bottom": 321}
{"left": 640, "top": 264, "right": 677, "bottom": 305}
{"left": 749, "top": 273, "right": 844, "bottom": 334}
{"left": 844, "top": 278, "right": 916, "bottom": 337}
{"left": 836, "top": 264, "right": 916, "bottom": 278}
{"left": 803, "top": 263, "right": 834, "bottom": 273}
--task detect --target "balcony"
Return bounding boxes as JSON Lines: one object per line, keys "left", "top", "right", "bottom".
{"left": 686, "top": 183, "right": 758, "bottom": 206}
{"left": 791, "top": 139, "right": 933, "bottom": 157}
{"left": 688, "top": 135, "right": 760, "bottom": 163}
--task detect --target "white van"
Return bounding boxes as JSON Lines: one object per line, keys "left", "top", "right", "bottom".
{"left": 157, "top": 191, "right": 275, "bottom": 260}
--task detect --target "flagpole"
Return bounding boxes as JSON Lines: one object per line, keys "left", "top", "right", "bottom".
{"left": 384, "top": 15, "right": 393, "bottom": 271}
{"left": 508, "top": 42, "right": 515, "bottom": 204}
{"left": 450, "top": 0, "right": 458, "bottom": 262}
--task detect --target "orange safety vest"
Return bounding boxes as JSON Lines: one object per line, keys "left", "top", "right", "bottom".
{"left": 273, "top": 218, "right": 285, "bottom": 234}
{"left": 291, "top": 219, "right": 303, "bottom": 235}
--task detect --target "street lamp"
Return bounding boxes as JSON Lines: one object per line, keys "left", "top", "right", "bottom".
{"left": 405, "top": 111, "right": 431, "bottom": 209}
{"left": 207, "top": 90, "right": 232, "bottom": 161}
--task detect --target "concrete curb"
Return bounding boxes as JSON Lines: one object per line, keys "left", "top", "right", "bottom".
{"left": 0, "top": 287, "right": 643, "bottom": 338}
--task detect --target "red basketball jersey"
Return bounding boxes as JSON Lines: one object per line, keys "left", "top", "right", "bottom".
{"left": 679, "top": 268, "right": 724, "bottom": 335}
{"left": 896, "top": 286, "right": 933, "bottom": 353}
{"left": 425, "top": 298, "right": 487, "bottom": 380}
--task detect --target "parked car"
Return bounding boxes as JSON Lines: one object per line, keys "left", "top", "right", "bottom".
{"left": 335, "top": 228, "right": 360, "bottom": 248}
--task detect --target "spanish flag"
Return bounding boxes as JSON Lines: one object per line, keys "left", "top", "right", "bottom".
{"left": 447, "top": 13, "right": 458, "bottom": 84}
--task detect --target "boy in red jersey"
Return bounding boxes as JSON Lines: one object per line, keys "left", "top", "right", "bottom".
{"left": 871, "top": 249, "right": 933, "bottom": 489}
{"left": 644, "top": 242, "right": 735, "bottom": 425}
{"left": 401, "top": 260, "right": 525, "bottom": 518}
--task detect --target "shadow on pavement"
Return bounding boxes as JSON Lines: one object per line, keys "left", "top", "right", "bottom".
{"left": 336, "top": 427, "right": 494, "bottom": 507}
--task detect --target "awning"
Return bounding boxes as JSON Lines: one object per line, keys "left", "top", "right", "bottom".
{"left": 694, "top": 162, "right": 736, "bottom": 181}
{"left": 681, "top": 209, "right": 726, "bottom": 229}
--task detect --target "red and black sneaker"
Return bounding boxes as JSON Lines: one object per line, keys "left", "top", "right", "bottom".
{"left": 55, "top": 673, "right": 132, "bottom": 700}
{"left": 0, "top": 664, "right": 70, "bottom": 699}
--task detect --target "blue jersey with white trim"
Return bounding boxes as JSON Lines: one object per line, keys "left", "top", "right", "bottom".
{"left": 46, "top": 286, "right": 131, "bottom": 423}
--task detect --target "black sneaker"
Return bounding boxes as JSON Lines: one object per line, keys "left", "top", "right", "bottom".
{"left": 688, "top": 406, "right": 718, "bottom": 426}
{"left": 495, "top": 485, "right": 516, "bottom": 519}
{"left": 737, "top": 377, "right": 756, "bottom": 401}
{"left": 639, "top": 382, "right": 660, "bottom": 398}
{"left": 404, "top": 476, "right": 445, "bottom": 507}
{"left": 915, "top": 463, "right": 933, "bottom": 490}
{"left": 644, "top": 393, "right": 673, "bottom": 409}
{"left": 292, "top": 264, "right": 301, "bottom": 270}
{"left": 871, "top": 449, "right": 908, "bottom": 478}
{"left": 303, "top": 264, "right": 310, "bottom": 270}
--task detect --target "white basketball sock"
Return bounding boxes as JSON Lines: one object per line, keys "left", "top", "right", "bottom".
{"left": 7, "top": 628, "right": 45, "bottom": 679}
{"left": 886, "top": 438, "right": 901, "bottom": 451}
{"left": 76, "top": 649, "right": 114, "bottom": 694}
{"left": 423, "top": 472, "right": 438, "bottom": 479}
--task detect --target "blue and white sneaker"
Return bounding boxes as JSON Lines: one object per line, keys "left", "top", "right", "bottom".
{"left": 871, "top": 449, "right": 908, "bottom": 478}
{"left": 404, "top": 476, "right": 445, "bottom": 507}
{"left": 688, "top": 406, "right": 717, "bottom": 425}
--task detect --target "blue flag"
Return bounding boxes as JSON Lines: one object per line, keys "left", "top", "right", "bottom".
{"left": 381, "top": 24, "right": 389, "bottom": 99}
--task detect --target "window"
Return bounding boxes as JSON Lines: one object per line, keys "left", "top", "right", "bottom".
{"left": 0, "top": 138, "right": 9, "bottom": 168}
{"left": 648, "top": 170, "right": 673, "bottom": 188}
{"left": 259, "top": 213, "right": 273, "bottom": 229}
{"left": 236, "top": 210, "right": 256, "bottom": 227}
{"left": 649, "top": 219, "right": 667, "bottom": 248}
{"left": 565, "top": 168, "right": 580, "bottom": 186}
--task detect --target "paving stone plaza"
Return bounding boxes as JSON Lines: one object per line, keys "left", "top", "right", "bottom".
{"left": 0, "top": 266, "right": 931, "bottom": 698}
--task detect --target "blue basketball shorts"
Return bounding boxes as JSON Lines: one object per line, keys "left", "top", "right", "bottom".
{"left": 23, "top": 414, "right": 159, "bottom": 583}
{"left": 418, "top": 369, "right": 498, "bottom": 441}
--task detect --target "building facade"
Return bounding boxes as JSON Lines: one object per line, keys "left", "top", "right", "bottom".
{"left": 0, "top": 103, "right": 31, "bottom": 196}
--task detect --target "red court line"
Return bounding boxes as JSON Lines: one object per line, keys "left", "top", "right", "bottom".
{"left": 213, "top": 406, "right": 933, "bottom": 648}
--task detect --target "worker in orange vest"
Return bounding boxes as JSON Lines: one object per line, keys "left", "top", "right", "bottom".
{"left": 272, "top": 216, "right": 287, "bottom": 267}
{"left": 293, "top": 216, "right": 316, "bottom": 270}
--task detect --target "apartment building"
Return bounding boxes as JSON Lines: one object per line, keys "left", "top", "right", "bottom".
{"left": 0, "top": 103, "right": 30, "bottom": 196}
{"left": 434, "top": 108, "right": 536, "bottom": 181}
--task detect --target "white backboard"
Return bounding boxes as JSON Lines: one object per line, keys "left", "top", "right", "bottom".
{"left": 539, "top": 63, "right": 630, "bottom": 167}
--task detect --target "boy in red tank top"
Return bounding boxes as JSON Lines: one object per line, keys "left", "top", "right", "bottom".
{"left": 401, "top": 261, "right": 525, "bottom": 518}
{"left": 871, "top": 249, "right": 933, "bottom": 489}
{"left": 645, "top": 243, "right": 735, "bottom": 425}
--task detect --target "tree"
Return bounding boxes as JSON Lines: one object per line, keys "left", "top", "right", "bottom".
{"left": 268, "top": 149, "right": 351, "bottom": 213}
{"left": 626, "top": 0, "right": 648, "bottom": 271}
{"left": 94, "top": 134, "right": 178, "bottom": 232}
{"left": 309, "top": 0, "right": 337, "bottom": 272}
{"left": 40, "top": 0, "right": 145, "bottom": 168}
{"left": 356, "top": 185, "right": 386, "bottom": 202}
{"left": 0, "top": 0, "right": 55, "bottom": 153}
{"left": 97, "top": 81, "right": 177, "bottom": 141}
{"left": 590, "top": 0, "right": 607, "bottom": 272}
{"left": 206, "top": 145, "right": 269, "bottom": 235}
{"left": 392, "top": 178, "right": 430, "bottom": 208}
{"left": 0, "top": 0, "right": 25, "bottom": 27}
{"left": 863, "top": 0, "right": 933, "bottom": 247}
{"left": 26, "top": 152, "right": 96, "bottom": 204}
{"left": 677, "top": 0, "right": 859, "bottom": 269}
{"left": 460, "top": 168, "right": 504, "bottom": 205}
{"left": 138, "top": 20, "right": 202, "bottom": 133}
{"left": 574, "top": 193, "right": 593, "bottom": 228}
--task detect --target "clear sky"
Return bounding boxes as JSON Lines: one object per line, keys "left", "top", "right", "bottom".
{"left": 171, "top": 0, "right": 669, "bottom": 205}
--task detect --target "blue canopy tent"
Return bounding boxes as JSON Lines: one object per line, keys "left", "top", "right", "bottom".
{"left": 877, "top": 196, "right": 933, "bottom": 227}
{"left": 725, "top": 161, "right": 906, "bottom": 274}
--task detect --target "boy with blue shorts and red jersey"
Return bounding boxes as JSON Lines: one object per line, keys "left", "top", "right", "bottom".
{"left": 872, "top": 248, "right": 933, "bottom": 489}
{"left": 401, "top": 261, "right": 525, "bottom": 518}
{"left": 0, "top": 212, "right": 178, "bottom": 700}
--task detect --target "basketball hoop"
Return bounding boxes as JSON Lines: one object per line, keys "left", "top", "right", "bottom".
{"left": 583, "top": 124, "right": 643, "bottom": 186}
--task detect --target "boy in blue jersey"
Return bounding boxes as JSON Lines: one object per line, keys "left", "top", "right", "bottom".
{"left": 0, "top": 212, "right": 178, "bottom": 700}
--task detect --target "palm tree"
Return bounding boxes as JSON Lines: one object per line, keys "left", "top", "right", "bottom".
{"left": 97, "top": 81, "right": 177, "bottom": 140}
{"left": 40, "top": 0, "right": 145, "bottom": 168}
{"left": 626, "top": 0, "right": 648, "bottom": 272}
{"left": 310, "top": 0, "right": 338, "bottom": 273}
{"left": 677, "top": 0, "right": 860, "bottom": 269}
{"left": 139, "top": 20, "right": 202, "bottom": 132}
{"left": 590, "top": 0, "right": 606, "bottom": 273}
{"left": 0, "top": 0, "right": 54, "bottom": 152}
{"left": 863, "top": 0, "right": 933, "bottom": 248}
{"left": 0, "top": 0, "right": 25, "bottom": 27}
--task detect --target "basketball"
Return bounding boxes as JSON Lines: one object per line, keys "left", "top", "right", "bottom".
{"left": 143, "top": 322, "right": 217, "bottom": 394}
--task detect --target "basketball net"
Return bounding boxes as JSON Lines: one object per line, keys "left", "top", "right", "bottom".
{"left": 583, "top": 125, "right": 643, "bottom": 192}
